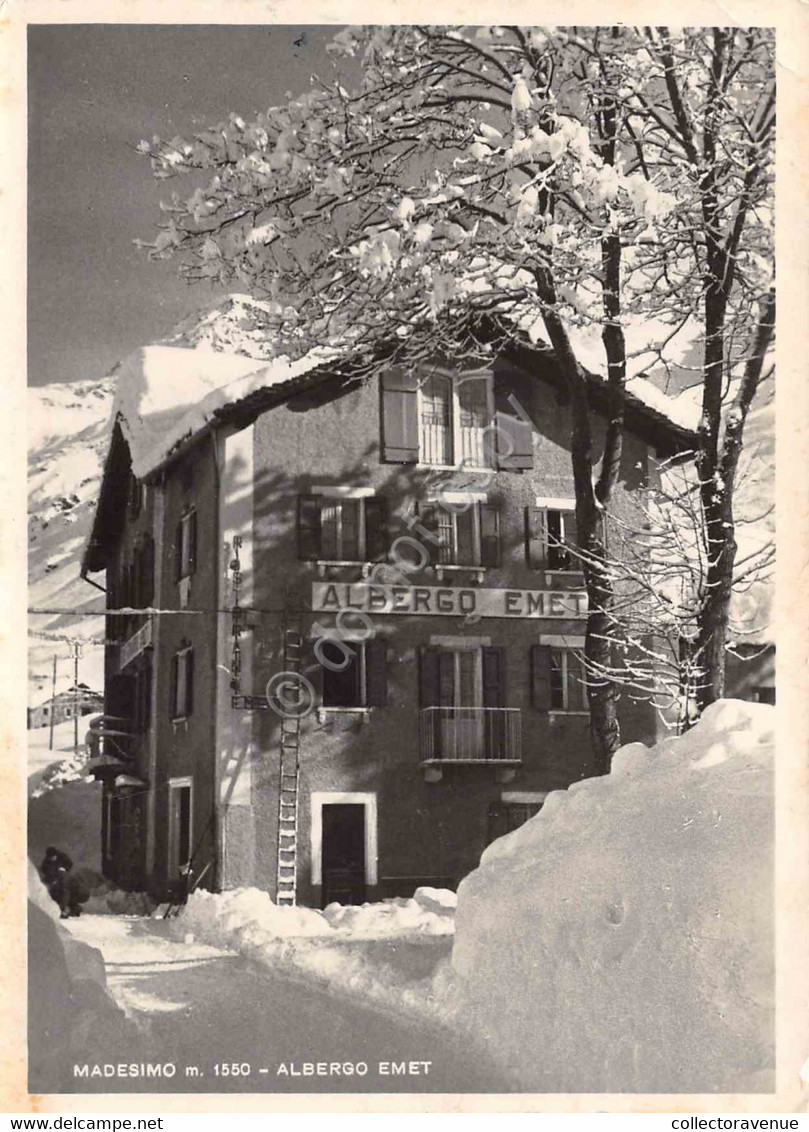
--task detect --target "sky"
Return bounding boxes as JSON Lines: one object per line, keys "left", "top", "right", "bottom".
{"left": 27, "top": 24, "right": 340, "bottom": 387}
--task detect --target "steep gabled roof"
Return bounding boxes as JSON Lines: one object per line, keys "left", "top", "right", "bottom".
{"left": 82, "top": 319, "right": 699, "bottom": 574}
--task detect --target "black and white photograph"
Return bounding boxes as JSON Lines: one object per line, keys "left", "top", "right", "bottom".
{"left": 12, "top": 8, "right": 808, "bottom": 1112}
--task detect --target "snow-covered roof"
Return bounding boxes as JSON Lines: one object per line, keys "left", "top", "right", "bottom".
{"left": 111, "top": 292, "right": 699, "bottom": 480}
{"left": 115, "top": 343, "right": 337, "bottom": 480}
{"left": 517, "top": 312, "right": 703, "bottom": 434}
{"left": 83, "top": 296, "right": 701, "bottom": 573}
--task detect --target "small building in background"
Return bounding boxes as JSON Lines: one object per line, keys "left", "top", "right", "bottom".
{"left": 725, "top": 643, "right": 775, "bottom": 706}
{"left": 27, "top": 684, "right": 104, "bottom": 730}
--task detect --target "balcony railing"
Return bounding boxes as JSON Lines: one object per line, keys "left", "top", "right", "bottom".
{"left": 420, "top": 707, "right": 521, "bottom": 764}
{"left": 419, "top": 421, "right": 494, "bottom": 468}
{"left": 118, "top": 615, "right": 153, "bottom": 672}
{"left": 86, "top": 714, "right": 137, "bottom": 763}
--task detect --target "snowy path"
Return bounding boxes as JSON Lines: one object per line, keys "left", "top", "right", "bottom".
{"left": 63, "top": 915, "right": 512, "bottom": 1095}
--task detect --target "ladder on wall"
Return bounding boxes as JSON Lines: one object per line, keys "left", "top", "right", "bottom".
{"left": 275, "top": 618, "right": 303, "bottom": 906}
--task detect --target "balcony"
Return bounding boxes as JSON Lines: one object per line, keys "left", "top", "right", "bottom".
{"left": 86, "top": 714, "right": 138, "bottom": 766}
{"left": 420, "top": 707, "right": 521, "bottom": 775}
{"left": 118, "top": 615, "right": 153, "bottom": 673}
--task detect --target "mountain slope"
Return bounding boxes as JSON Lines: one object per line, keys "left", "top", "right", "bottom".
{"left": 28, "top": 378, "right": 115, "bottom": 704}
{"left": 26, "top": 293, "right": 274, "bottom": 707}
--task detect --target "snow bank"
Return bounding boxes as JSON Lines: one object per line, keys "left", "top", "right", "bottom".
{"left": 452, "top": 700, "right": 774, "bottom": 1093}
{"left": 178, "top": 885, "right": 456, "bottom": 945}
{"left": 169, "top": 886, "right": 458, "bottom": 1025}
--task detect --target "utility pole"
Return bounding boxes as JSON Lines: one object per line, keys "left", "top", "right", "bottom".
{"left": 71, "top": 640, "right": 83, "bottom": 756}
{"left": 48, "top": 654, "right": 57, "bottom": 751}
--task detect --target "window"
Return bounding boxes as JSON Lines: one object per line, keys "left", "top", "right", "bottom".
{"left": 420, "top": 644, "right": 506, "bottom": 711}
{"left": 531, "top": 643, "right": 588, "bottom": 712}
{"left": 298, "top": 495, "right": 388, "bottom": 563}
{"left": 319, "top": 639, "right": 387, "bottom": 709}
{"left": 419, "top": 644, "right": 510, "bottom": 761}
{"left": 418, "top": 372, "right": 494, "bottom": 468}
{"left": 175, "top": 510, "right": 197, "bottom": 581}
{"left": 170, "top": 646, "right": 194, "bottom": 719}
{"left": 487, "top": 795, "right": 545, "bottom": 844}
{"left": 550, "top": 648, "right": 588, "bottom": 711}
{"left": 420, "top": 498, "right": 500, "bottom": 569}
{"left": 526, "top": 505, "right": 578, "bottom": 572}
{"left": 380, "top": 366, "right": 533, "bottom": 469}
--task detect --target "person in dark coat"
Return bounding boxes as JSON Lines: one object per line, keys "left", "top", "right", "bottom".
{"left": 39, "top": 846, "right": 88, "bottom": 918}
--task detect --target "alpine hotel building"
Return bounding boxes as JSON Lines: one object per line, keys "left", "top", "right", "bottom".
{"left": 82, "top": 334, "right": 695, "bottom": 906}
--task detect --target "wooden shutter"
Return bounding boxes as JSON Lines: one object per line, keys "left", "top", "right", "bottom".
{"left": 365, "top": 639, "right": 388, "bottom": 707}
{"left": 483, "top": 647, "right": 506, "bottom": 759}
{"left": 364, "top": 497, "right": 388, "bottom": 563}
{"left": 482, "top": 647, "right": 506, "bottom": 708}
{"left": 530, "top": 644, "right": 552, "bottom": 709}
{"left": 418, "top": 646, "right": 441, "bottom": 708}
{"left": 297, "top": 495, "right": 322, "bottom": 560}
{"left": 185, "top": 649, "right": 195, "bottom": 717}
{"left": 174, "top": 520, "right": 183, "bottom": 582}
{"left": 479, "top": 503, "right": 501, "bottom": 568}
{"left": 495, "top": 403, "right": 534, "bottom": 470}
{"left": 417, "top": 502, "right": 441, "bottom": 564}
{"left": 169, "top": 654, "right": 178, "bottom": 718}
{"left": 563, "top": 509, "right": 578, "bottom": 560}
{"left": 187, "top": 512, "right": 197, "bottom": 576}
{"left": 380, "top": 368, "right": 419, "bottom": 463}
{"left": 526, "top": 507, "right": 548, "bottom": 570}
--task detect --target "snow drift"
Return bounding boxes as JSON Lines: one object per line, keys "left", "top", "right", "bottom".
{"left": 170, "top": 886, "right": 458, "bottom": 1025}
{"left": 452, "top": 700, "right": 774, "bottom": 1094}
{"left": 28, "top": 864, "right": 138, "bottom": 1093}
{"left": 178, "top": 884, "right": 456, "bottom": 945}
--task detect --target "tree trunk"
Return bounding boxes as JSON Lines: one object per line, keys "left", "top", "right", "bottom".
{"left": 532, "top": 263, "right": 623, "bottom": 772}
{"left": 694, "top": 289, "right": 775, "bottom": 712}
{"left": 581, "top": 518, "right": 622, "bottom": 773}
{"left": 693, "top": 483, "right": 735, "bottom": 709}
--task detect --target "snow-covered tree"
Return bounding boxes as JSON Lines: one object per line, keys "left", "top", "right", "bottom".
{"left": 138, "top": 24, "right": 774, "bottom": 762}
{"left": 573, "top": 441, "right": 774, "bottom": 729}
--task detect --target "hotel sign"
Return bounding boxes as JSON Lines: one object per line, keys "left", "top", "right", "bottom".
{"left": 311, "top": 583, "right": 587, "bottom": 619}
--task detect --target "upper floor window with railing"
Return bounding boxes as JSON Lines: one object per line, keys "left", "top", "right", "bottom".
{"left": 380, "top": 366, "right": 533, "bottom": 471}
{"left": 418, "top": 372, "right": 494, "bottom": 469}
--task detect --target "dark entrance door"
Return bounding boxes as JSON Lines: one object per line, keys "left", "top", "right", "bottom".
{"left": 321, "top": 804, "right": 366, "bottom": 907}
